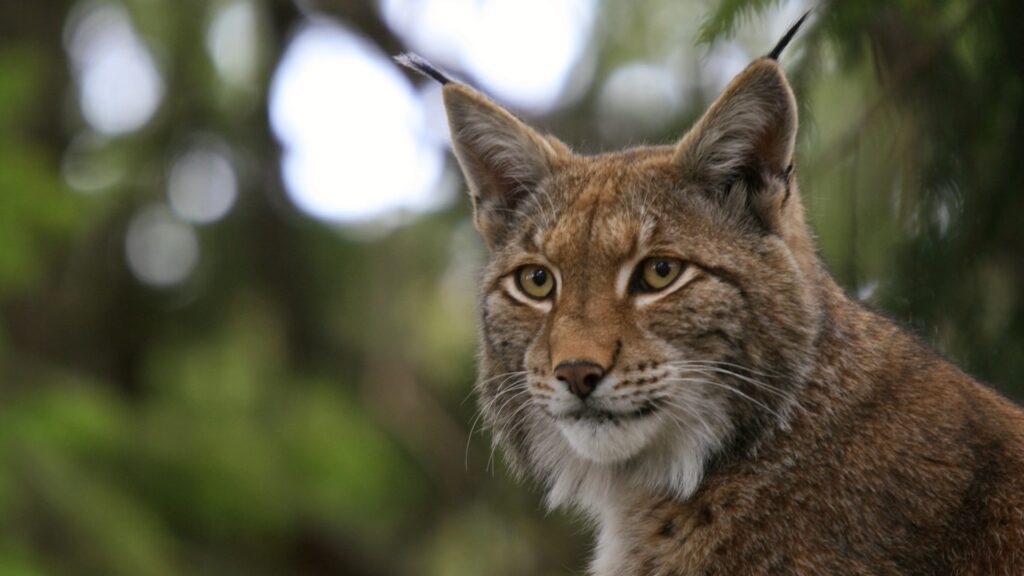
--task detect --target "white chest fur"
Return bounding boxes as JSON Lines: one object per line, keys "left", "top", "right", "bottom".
{"left": 590, "top": 502, "right": 631, "bottom": 576}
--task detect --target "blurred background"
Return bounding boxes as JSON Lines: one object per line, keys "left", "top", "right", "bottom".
{"left": 0, "top": 0, "right": 1021, "bottom": 574}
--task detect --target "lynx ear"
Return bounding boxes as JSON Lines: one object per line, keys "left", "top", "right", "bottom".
{"left": 442, "top": 84, "right": 568, "bottom": 247}
{"left": 675, "top": 59, "right": 797, "bottom": 223}
{"left": 675, "top": 10, "right": 811, "bottom": 194}
{"left": 396, "top": 53, "right": 567, "bottom": 248}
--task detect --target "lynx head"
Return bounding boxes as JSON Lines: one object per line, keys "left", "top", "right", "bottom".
{"left": 399, "top": 16, "right": 826, "bottom": 510}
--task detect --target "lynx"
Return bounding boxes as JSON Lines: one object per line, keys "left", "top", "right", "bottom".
{"left": 399, "top": 15, "right": 1024, "bottom": 575}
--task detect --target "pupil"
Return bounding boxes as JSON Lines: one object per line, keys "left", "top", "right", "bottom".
{"left": 654, "top": 261, "right": 671, "bottom": 277}
{"left": 531, "top": 269, "right": 547, "bottom": 286}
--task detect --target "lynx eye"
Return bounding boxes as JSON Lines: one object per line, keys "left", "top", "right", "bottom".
{"left": 516, "top": 265, "right": 555, "bottom": 299}
{"left": 636, "top": 257, "right": 685, "bottom": 292}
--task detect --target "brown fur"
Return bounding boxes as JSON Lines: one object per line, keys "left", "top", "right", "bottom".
{"left": 617, "top": 312, "right": 1024, "bottom": 575}
{"left": 416, "top": 41, "right": 1024, "bottom": 575}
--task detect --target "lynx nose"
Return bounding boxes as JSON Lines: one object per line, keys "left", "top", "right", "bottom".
{"left": 554, "top": 360, "right": 606, "bottom": 400}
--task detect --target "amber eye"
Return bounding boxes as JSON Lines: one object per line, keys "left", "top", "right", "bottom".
{"left": 636, "top": 257, "right": 685, "bottom": 292}
{"left": 516, "top": 265, "right": 555, "bottom": 299}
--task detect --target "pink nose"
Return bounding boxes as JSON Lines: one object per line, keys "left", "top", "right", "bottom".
{"left": 554, "top": 360, "right": 605, "bottom": 399}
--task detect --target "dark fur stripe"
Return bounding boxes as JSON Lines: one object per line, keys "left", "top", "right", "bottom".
{"left": 394, "top": 52, "right": 452, "bottom": 85}
{"left": 766, "top": 10, "right": 811, "bottom": 61}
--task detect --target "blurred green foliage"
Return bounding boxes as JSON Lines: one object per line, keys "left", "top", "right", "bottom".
{"left": 0, "top": 0, "right": 1021, "bottom": 574}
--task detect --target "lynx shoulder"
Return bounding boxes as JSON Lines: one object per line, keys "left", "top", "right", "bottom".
{"left": 400, "top": 14, "right": 1024, "bottom": 575}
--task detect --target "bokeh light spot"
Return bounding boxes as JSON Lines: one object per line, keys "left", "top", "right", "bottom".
{"left": 167, "top": 142, "right": 238, "bottom": 225}
{"left": 206, "top": 0, "right": 261, "bottom": 87}
{"left": 269, "top": 22, "right": 444, "bottom": 225}
{"left": 62, "top": 131, "right": 124, "bottom": 194}
{"left": 597, "top": 62, "right": 681, "bottom": 141}
{"left": 125, "top": 205, "right": 199, "bottom": 287}
{"left": 380, "top": 0, "right": 596, "bottom": 113}
{"left": 65, "top": 1, "right": 164, "bottom": 135}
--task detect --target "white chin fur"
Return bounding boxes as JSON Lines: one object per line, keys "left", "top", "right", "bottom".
{"left": 531, "top": 396, "right": 735, "bottom": 513}
{"left": 558, "top": 416, "right": 665, "bottom": 464}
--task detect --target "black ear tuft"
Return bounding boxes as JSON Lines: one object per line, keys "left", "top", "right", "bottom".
{"left": 766, "top": 11, "right": 811, "bottom": 61}
{"left": 394, "top": 52, "right": 453, "bottom": 85}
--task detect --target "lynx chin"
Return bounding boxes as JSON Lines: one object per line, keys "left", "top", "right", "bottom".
{"left": 399, "top": 14, "right": 1024, "bottom": 576}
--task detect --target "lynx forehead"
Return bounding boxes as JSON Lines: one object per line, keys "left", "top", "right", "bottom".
{"left": 399, "top": 12, "right": 1024, "bottom": 576}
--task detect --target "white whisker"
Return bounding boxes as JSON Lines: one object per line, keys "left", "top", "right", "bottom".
{"left": 664, "top": 376, "right": 783, "bottom": 419}
{"left": 489, "top": 394, "right": 538, "bottom": 474}
{"left": 467, "top": 374, "right": 529, "bottom": 470}
{"left": 664, "top": 360, "right": 801, "bottom": 412}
